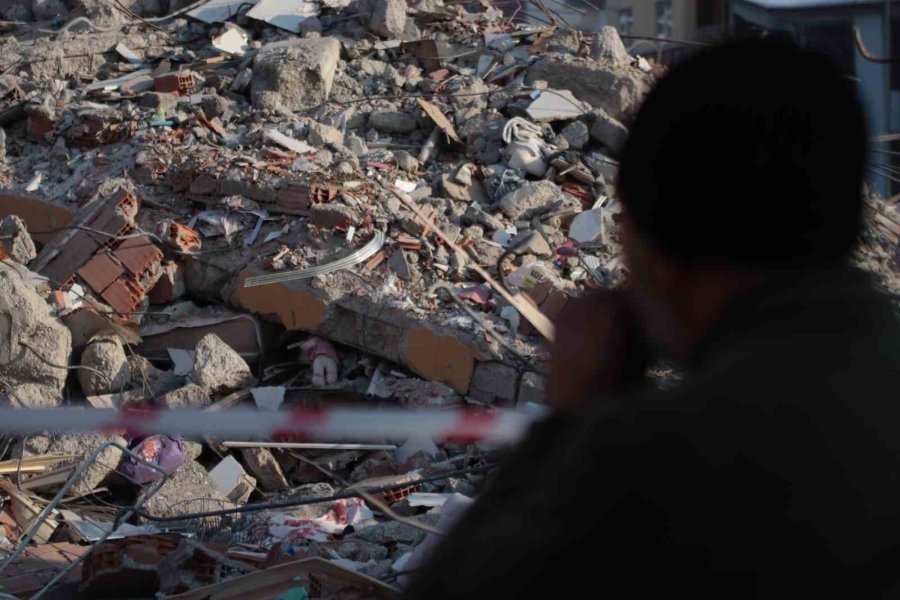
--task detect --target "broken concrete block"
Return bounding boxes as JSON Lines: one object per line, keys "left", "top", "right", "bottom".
{"left": 308, "top": 122, "right": 344, "bottom": 147}
{"left": 337, "top": 538, "right": 390, "bottom": 562}
{"left": 128, "top": 354, "right": 181, "bottom": 397}
{"left": 510, "top": 231, "right": 552, "bottom": 258}
{"left": 499, "top": 180, "right": 576, "bottom": 220}
{"left": 351, "top": 515, "right": 439, "bottom": 546}
{"left": 0, "top": 266, "right": 71, "bottom": 407}
{"left": 518, "top": 371, "right": 545, "bottom": 405}
{"left": 190, "top": 333, "right": 252, "bottom": 394}
{"left": 441, "top": 173, "right": 472, "bottom": 202}
{"left": 16, "top": 433, "right": 127, "bottom": 497}
{"left": 139, "top": 459, "right": 229, "bottom": 522}
{"left": 395, "top": 150, "right": 419, "bottom": 172}
{"left": 369, "top": 111, "right": 417, "bottom": 134}
{"left": 525, "top": 57, "right": 651, "bottom": 121}
{"left": 525, "top": 89, "right": 588, "bottom": 123}
{"left": 140, "top": 92, "right": 178, "bottom": 114}
{"left": 235, "top": 269, "right": 478, "bottom": 393}
{"left": 468, "top": 361, "right": 518, "bottom": 404}
{"left": 589, "top": 109, "right": 629, "bottom": 155}
{"left": 0, "top": 128, "right": 6, "bottom": 162}
{"left": 241, "top": 447, "right": 289, "bottom": 492}
{"left": 251, "top": 37, "right": 341, "bottom": 112}
{"left": 560, "top": 120, "right": 590, "bottom": 151}
{"left": 346, "top": 134, "right": 369, "bottom": 156}
{"left": 201, "top": 94, "right": 232, "bottom": 120}
{"left": 78, "top": 336, "right": 132, "bottom": 397}
{"left": 282, "top": 482, "right": 336, "bottom": 519}
{"left": 0, "top": 215, "right": 37, "bottom": 264}
{"left": 183, "top": 251, "right": 245, "bottom": 304}
{"left": 368, "top": 0, "right": 406, "bottom": 38}
{"left": 590, "top": 26, "right": 630, "bottom": 66}
{"left": 158, "top": 383, "right": 211, "bottom": 409}
{"left": 310, "top": 203, "right": 360, "bottom": 228}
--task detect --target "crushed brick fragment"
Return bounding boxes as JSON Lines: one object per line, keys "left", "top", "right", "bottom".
{"left": 114, "top": 235, "right": 164, "bottom": 276}
{"left": 78, "top": 253, "right": 125, "bottom": 294}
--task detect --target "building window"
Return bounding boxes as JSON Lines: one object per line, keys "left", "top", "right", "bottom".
{"left": 697, "top": 0, "right": 722, "bottom": 28}
{"left": 656, "top": 0, "right": 673, "bottom": 38}
{"left": 617, "top": 8, "right": 633, "bottom": 36}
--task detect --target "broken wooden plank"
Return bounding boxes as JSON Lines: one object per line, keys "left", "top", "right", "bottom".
{"left": 203, "top": 386, "right": 253, "bottom": 412}
{"left": 388, "top": 185, "right": 556, "bottom": 341}
{"left": 19, "top": 465, "right": 77, "bottom": 492}
{"left": 0, "top": 479, "right": 59, "bottom": 544}
{"left": 417, "top": 99, "right": 461, "bottom": 143}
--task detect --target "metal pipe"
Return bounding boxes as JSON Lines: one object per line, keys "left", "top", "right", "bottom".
{"left": 223, "top": 441, "right": 397, "bottom": 450}
{"left": 854, "top": 25, "right": 895, "bottom": 63}
{"left": 135, "top": 464, "right": 497, "bottom": 522}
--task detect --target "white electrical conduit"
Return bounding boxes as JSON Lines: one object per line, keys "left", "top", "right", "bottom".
{"left": 243, "top": 230, "right": 386, "bottom": 287}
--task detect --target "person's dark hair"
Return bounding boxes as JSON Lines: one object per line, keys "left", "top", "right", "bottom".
{"left": 619, "top": 38, "right": 868, "bottom": 265}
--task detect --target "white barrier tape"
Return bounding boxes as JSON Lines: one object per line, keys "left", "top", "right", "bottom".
{"left": 0, "top": 407, "right": 537, "bottom": 444}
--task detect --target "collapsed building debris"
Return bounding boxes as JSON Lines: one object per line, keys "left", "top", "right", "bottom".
{"left": 0, "top": 0, "right": 896, "bottom": 597}
{"left": 0, "top": 216, "right": 36, "bottom": 264}
{"left": 0, "top": 265, "right": 72, "bottom": 407}
{"left": 13, "top": 434, "right": 128, "bottom": 498}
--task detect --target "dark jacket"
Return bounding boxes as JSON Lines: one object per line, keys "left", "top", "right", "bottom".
{"left": 405, "top": 266, "right": 900, "bottom": 599}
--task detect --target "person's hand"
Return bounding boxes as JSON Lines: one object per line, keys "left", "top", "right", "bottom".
{"left": 547, "top": 290, "right": 649, "bottom": 413}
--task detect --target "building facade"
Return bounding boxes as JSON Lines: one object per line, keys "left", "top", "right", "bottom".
{"left": 607, "top": 0, "right": 727, "bottom": 42}
{"left": 731, "top": 0, "right": 899, "bottom": 194}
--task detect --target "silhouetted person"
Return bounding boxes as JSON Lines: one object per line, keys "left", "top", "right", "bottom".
{"left": 405, "top": 39, "right": 900, "bottom": 598}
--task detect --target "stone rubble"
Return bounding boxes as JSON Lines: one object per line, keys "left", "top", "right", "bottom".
{"left": 190, "top": 333, "right": 253, "bottom": 394}
{"left": 78, "top": 335, "right": 132, "bottom": 396}
{"left": 0, "top": 266, "right": 72, "bottom": 407}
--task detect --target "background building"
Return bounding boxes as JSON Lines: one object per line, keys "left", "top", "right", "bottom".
{"left": 608, "top": 0, "right": 728, "bottom": 60}
{"left": 730, "top": 0, "right": 899, "bottom": 194}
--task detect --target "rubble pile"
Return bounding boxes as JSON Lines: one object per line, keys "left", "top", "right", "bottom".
{"left": 0, "top": 0, "right": 896, "bottom": 597}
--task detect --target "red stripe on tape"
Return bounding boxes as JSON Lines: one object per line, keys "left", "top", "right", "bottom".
{"left": 272, "top": 408, "right": 329, "bottom": 442}
{"left": 442, "top": 408, "right": 499, "bottom": 444}
{"left": 100, "top": 406, "right": 159, "bottom": 437}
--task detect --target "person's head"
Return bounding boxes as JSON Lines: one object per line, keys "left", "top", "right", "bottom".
{"left": 618, "top": 38, "right": 868, "bottom": 359}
